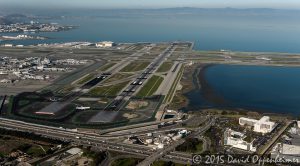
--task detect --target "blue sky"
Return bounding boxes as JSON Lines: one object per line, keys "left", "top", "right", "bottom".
{"left": 1, "top": 0, "right": 300, "bottom": 9}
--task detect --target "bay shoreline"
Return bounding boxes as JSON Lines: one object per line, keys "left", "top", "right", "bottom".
{"left": 184, "top": 63, "right": 296, "bottom": 118}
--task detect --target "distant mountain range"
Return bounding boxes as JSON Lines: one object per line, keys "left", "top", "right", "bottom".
{"left": 1, "top": 7, "right": 300, "bottom": 21}
{"left": 150, "top": 7, "right": 299, "bottom": 12}
{"left": 76, "top": 7, "right": 300, "bottom": 19}
{"left": 74, "top": 7, "right": 300, "bottom": 17}
{"left": 109, "top": 7, "right": 300, "bottom": 14}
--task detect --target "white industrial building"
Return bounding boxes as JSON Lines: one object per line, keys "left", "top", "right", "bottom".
{"left": 224, "top": 128, "right": 257, "bottom": 152}
{"left": 239, "top": 116, "right": 276, "bottom": 134}
{"left": 273, "top": 143, "right": 300, "bottom": 155}
{"left": 96, "top": 41, "right": 116, "bottom": 48}
{"left": 271, "top": 143, "right": 300, "bottom": 162}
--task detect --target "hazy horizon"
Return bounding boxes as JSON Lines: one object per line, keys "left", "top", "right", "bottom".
{"left": 1, "top": 0, "right": 300, "bottom": 10}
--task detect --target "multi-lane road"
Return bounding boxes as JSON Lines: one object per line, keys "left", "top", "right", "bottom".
{"left": 137, "top": 117, "right": 215, "bottom": 166}
{"left": 0, "top": 117, "right": 213, "bottom": 165}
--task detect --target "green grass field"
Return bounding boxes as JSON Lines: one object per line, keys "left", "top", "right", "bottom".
{"left": 156, "top": 62, "right": 173, "bottom": 72}
{"left": 26, "top": 145, "right": 49, "bottom": 157}
{"left": 89, "top": 81, "right": 130, "bottom": 96}
{"left": 136, "top": 75, "right": 164, "bottom": 97}
{"left": 76, "top": 74, "right": 94, "bottom": 84}
{"left": 104, "top": 73, "right": 133, "bottom": 83}
{"left": 120, "top": 61, "right": 150, "bottom": 72}
{"left": 99, "top": 62, "right": 116, "bottom": 71}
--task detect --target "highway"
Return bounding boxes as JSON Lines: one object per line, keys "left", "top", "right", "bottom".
{"left": 137, "top": 139, "right": 186, "bottom": 166}
{"left": 0, "top": 117, "right": 197, "bottom": 164}
{"left": 137, "top": 117, "right": 215, "bottom": 166}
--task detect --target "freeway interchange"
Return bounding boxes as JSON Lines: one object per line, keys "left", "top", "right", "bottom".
{"left": 0, "top": 116, "right": 214, "bottom": 165}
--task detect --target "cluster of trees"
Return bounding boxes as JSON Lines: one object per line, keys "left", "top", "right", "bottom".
{"left": 176, "top": 138, "right": 203, "bottom": 153}
{"left": 82, "top": 147, "right": 107, "bottom": 166}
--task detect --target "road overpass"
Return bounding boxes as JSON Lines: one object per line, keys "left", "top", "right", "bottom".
{"left": 137, "top": 117, "right": 215, "bottom": 166}
{"left": 0, "top": 117, "right": 197, "bottom": 164}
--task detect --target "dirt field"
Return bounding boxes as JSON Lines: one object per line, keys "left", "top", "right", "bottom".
{"left": 125, "top": 100, "right": 149, "bottom": 110}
